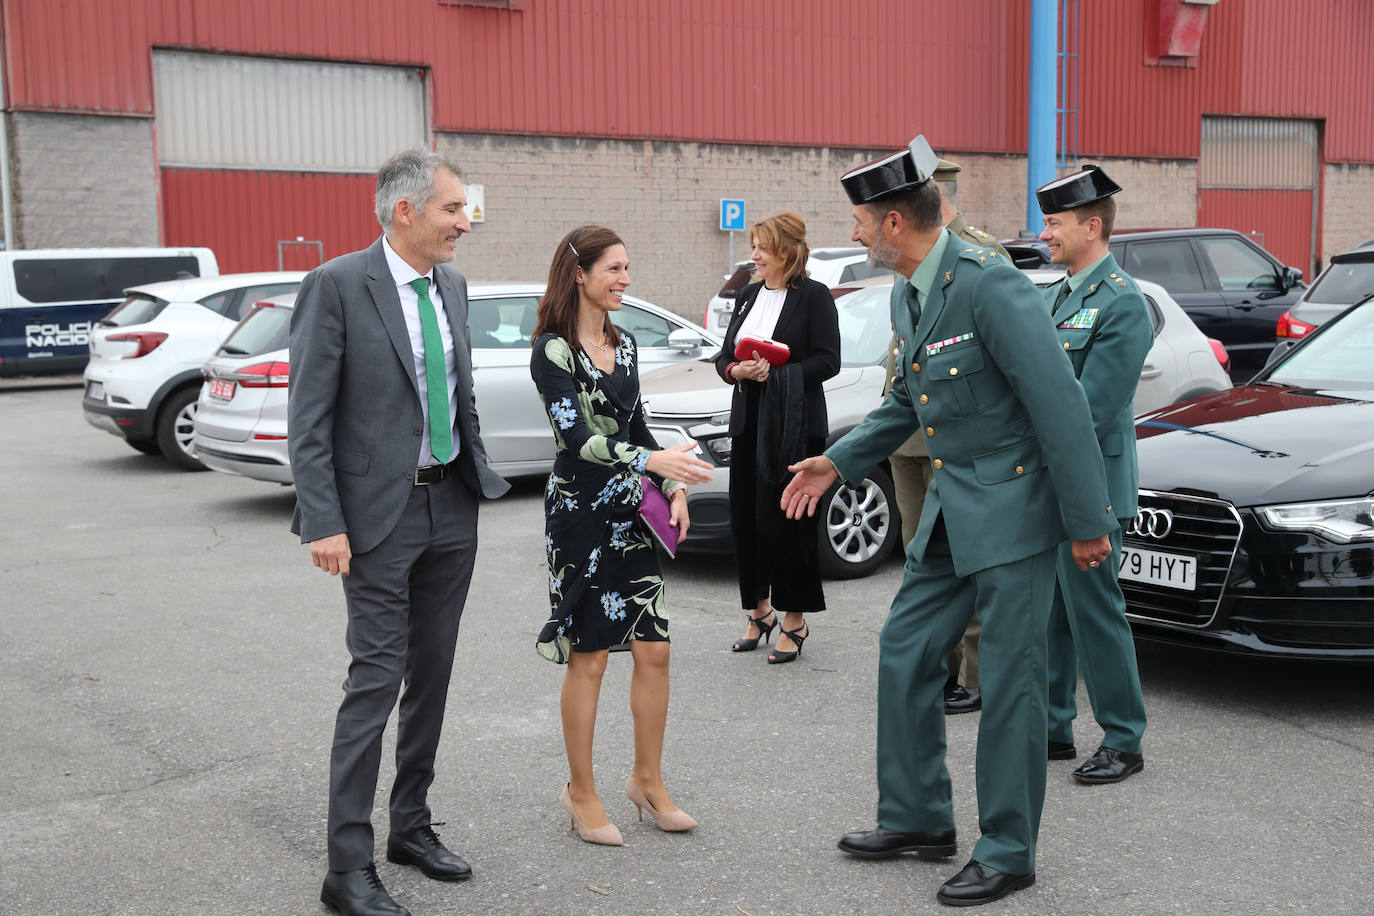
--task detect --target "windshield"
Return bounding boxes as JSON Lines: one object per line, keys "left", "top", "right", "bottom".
{"left": 218, "top": 303, "right": 292, "bottom": 357}
{"left": 1265, "top": 298, "right": 1374, "bottom": 389}
{"left": 1305, "top": 257, "right": 1374, "bottom": 304}
{"left": 835, "top": 284, "right": 895, "bottom": 367}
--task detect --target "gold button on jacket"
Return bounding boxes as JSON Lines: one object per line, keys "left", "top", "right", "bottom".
{"left": 932, "top": 459, "right": 943, "bottom": 469}
{"left": 919, "top": 394, "right": 928, "bottom": 404}
{"left": 926, "top": 426, "right": 934, "bottom": 436}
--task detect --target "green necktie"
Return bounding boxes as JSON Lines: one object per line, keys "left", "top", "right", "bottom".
{"left": 1054, "top": 279, "right": 1071, "bottom": 310}
{"left": 409, "top": 277, "right": 453, "bottom": 464}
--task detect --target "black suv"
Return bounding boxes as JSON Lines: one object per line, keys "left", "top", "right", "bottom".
{"left": 1108, "top": 228, "right": 1305, "bottom": 381}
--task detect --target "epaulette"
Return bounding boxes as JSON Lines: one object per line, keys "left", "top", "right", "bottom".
{"left": 958, "top": 246, "right": 1001, "bottom": 266}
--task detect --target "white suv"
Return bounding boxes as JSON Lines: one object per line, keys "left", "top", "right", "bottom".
{"left": 82, "top": 272, "right": 304, "bottom": 469}
{"left": 644, "top": 272, "right": 1230, "bottom": 579}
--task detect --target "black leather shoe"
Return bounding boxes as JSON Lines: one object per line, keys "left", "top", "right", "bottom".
{"left": 936, "top": 859, "right": 1035, "bottom": 906}
{"left": 320, "top": 863, "right": 410, "bottom": 916}
{"left": 944, "top": 685, "right": 982, "bottom": 715}
{"left": 386, "top": 824, "right": 473, "bottom": 881}
{"left": 1072, "top": 746, "right": 1144, "bottom": 784}
{"left": 837, "top": 826, "right": 956, "bottom": 859}
{"left": 1048, "top": 740, "right": 1077, "bottom": 760}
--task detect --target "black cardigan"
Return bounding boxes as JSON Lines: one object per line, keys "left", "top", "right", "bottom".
{"left": 712, "top": 275, "right": 842, "bottom": 439}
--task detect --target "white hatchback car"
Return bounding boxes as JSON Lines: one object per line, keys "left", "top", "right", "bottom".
{"left": 702, "top": 247, "right": 889, "bottom": 336}
{"left": 193, "top": 281, "right": 721, "bottom": 484}
{"left": 82, "top": 272, "right": 305, "bottom": 468}
{"left": 642, "top": 272, "right": 1230, "bottom": 579}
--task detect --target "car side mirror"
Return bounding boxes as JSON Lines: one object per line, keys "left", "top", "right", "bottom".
{"left": 668, "top": 328, "right": 707, "bottom": 353}
{"left": 1281, "top": 266, "right": 1303, "bottom": 290}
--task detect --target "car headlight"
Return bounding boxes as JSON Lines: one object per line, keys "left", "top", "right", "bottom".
{"left": 1257, "top": 497, "right": 1374, "bottom": 543}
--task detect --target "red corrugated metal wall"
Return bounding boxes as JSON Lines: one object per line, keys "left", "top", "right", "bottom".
{"left": 2, "top": 0, "right": 1025, "bottom": 154}
{"left": 161, "top": 169, "right": 378, "bottom": 272}
{"left": 1197, "top": 189, "right": 1313, "bottom": 276}
{"left": 7, "top": 1, "right": 1372, "bottom": 159}
{"left": 1081, "top": 0, "right": 1374, "bottom": 161}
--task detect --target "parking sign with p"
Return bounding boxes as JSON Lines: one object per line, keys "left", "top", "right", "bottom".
{"left": 720, "top": 199, "right": 745, "bottom": 232}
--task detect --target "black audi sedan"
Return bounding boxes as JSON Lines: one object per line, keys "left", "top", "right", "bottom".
{"left": 1123, "top": 295, "right": 1374, "bottom": 660}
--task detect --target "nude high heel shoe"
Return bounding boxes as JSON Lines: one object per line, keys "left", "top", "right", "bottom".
{"left": 559, "top": 784, "right": 623, "bottom": 846}
{"left": 625, "top": 776, "right": 698, "bottom": 832}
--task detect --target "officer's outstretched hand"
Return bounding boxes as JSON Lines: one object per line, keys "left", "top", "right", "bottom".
{"left": 781, "top": 456, "right": 838, "bottom": 519}
{"left": 1071, "top": 534, "right": 1113, "bottom": 571}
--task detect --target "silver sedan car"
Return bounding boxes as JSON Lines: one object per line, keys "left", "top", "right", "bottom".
{"left": 641, "top": 272, "right": 1231, "bottom": 579}
{"left": 192, "top": 283, "right": 721, "bottom": 484}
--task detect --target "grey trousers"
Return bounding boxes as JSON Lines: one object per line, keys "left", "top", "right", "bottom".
{"left": 327, "top": 474, "right": 478, "bottom": 872}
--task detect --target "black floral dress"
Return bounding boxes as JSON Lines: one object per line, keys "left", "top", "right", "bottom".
{"left": 531, "top": 330, "right": 680, "bottom": 664}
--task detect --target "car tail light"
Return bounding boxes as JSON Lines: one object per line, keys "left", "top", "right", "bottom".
{"left": 1207, "top": 338, "right": 1230, "bottom": 374}
{"left": 235, "top": 361, "right": 290, "bottom": 388}
{"left": 1275, "top": 310, "right": 1316, "bottom": 339}
{"left": 105, "top": 331, "right": 168, "bottom": 358}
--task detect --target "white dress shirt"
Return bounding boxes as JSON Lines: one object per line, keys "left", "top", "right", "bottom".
{"left": 382, "top": 235, "right": 461, "bottom": 467}
{"left": 734, "top": 283, "right": 788, "bottom": 349}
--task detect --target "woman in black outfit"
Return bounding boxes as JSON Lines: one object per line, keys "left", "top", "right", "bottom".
{"left": 714, "top": 212, "right": 841, "bottom": 664}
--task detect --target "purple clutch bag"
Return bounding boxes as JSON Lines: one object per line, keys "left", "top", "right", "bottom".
{"left": 638, "top": 480, "right": 679, "bottom": 558}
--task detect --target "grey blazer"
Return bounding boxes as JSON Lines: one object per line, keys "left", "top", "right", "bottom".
{"left": 288, "top": 237, "right": 510, "bottom": 555}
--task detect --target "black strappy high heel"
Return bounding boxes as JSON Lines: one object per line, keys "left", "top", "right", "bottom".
{"left": 767, "top": 623, "right": 809, "bottom": 665}
{"left": 731, "top": 611, "right": 778, "bottom": 652}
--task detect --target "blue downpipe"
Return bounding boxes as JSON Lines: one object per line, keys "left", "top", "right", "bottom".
{"left": 1027, "top": 0, "right": 1059, "bottom": 234}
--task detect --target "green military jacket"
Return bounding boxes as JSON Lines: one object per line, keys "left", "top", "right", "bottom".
{"left": 829, "top": 229, "right": 1115, "bottom": 576}
{"left": 1042, "top": 253, "right": 1154, "bottom": 521}
{"left": 884, "top": 213, "right": 1011, "bottom": 459}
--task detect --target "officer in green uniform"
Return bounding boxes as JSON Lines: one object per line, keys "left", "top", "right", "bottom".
{"left": 883, "top": 158, "right": 1012, "bottom": 716}
{"left": 1036, "top": 166, "right": 1153, "bottom": 783}
{"left": 782, "top": 136, "right": 1116, "bottom": 908}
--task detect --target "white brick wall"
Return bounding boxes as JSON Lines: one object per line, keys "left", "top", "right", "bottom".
{"left": 438, "top": 135, "right": 1211, "bottom": 318}
{"left": 8, "top": 112, "right": 160, "bottom": 249}
{"left": 1322, "top": 162, "right": 1374, "bottom": 266}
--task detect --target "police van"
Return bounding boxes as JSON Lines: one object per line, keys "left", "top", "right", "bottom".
{"left": 0, "top": 247, "right": 218, "bottom": 377}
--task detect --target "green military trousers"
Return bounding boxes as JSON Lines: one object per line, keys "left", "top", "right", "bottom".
{"left": 1047, "top": 526, "right": 1148, "bottom": 754}
{"left": 875, "top": 517, "right": 1057, "bottom": 876}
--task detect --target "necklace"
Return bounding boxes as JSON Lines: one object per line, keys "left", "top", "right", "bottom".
{"left": 582, "top": 335, "right": 612, "bottom": 356}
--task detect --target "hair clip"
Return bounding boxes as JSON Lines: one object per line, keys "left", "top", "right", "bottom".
{"left": 568, "top": 241, "right": 580, "bottom": 258}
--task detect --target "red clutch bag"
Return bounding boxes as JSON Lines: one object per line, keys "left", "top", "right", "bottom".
{"left": 734, "top": 336, "right": 791, "bottom": 366}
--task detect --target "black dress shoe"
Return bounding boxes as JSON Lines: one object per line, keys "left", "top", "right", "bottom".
{"left": 936, "top": 859, "right": 1035, "bottom": 906}
{"left": 944, "top": 685, "right": 982, "bottom": 715}
{"left": 1072, "top": 746, "right": 1144, "bottom": 784}
{"left": 837, "top": 825, "right": 956, "bottom": 859}
{"left": 320, "top": 863, "right": 410, "bottom": 916}
{"left": 386, "top": 824, "right": 473, "bottom": 881}
{"left": 1048, "top": 740, "right": 1077, "bottom": 761}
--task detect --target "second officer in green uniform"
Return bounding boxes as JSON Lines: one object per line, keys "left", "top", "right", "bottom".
{"left": 1037, "top": 165, "right": 1153, "bottom": 783}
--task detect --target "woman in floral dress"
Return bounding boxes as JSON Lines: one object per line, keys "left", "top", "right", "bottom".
{"left": 530, "top": 226, "right": 714, "bottom": 846}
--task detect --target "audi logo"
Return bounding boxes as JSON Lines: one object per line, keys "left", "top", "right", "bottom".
{"left": 1127, "top": 507, "right": 1174, "bottom": 540}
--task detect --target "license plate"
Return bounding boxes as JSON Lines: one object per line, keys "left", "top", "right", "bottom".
{"left": 1118, "top": 545, "right": 1197, "bottom": 591}
{"left": 86, "top": 381, "right": 104, "bottom": 400}
{"left": 208, "top": 379, "right": 236, "bottom": 400}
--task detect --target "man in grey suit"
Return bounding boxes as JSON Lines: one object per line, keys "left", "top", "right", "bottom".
{"left": 289, "top": 148, "right": 510, "bottom": 916}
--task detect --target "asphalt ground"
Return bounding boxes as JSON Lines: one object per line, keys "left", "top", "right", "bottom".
{"left": 3, "top": 380, "right": 1373, "bottom": 915}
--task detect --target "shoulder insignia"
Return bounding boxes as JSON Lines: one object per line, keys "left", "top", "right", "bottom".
{"left": 978, "top": 255, "right": 987, "bottom": 262}
{"left": 974, "top": 228, "right": 990, "bottom": 238}
{"left": 944, "top": 269, "right": 952, "bottom": 282}
{"left": 1088, "top": 283, "right": 1096, "bottom": 293}
{"left": 988, "top": 250, "right": 998, "bottom": 257}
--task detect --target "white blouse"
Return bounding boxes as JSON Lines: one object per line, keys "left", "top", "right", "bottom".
{"left": 734, "top": 284, "right": 788, "bottom": 349}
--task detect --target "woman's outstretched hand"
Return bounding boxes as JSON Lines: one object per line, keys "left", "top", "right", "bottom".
{"left": 646, "top": 443, "right": 713, "bottom": 485}
{"left": 780, "top": 455, "right": 837, "bottom": 519}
